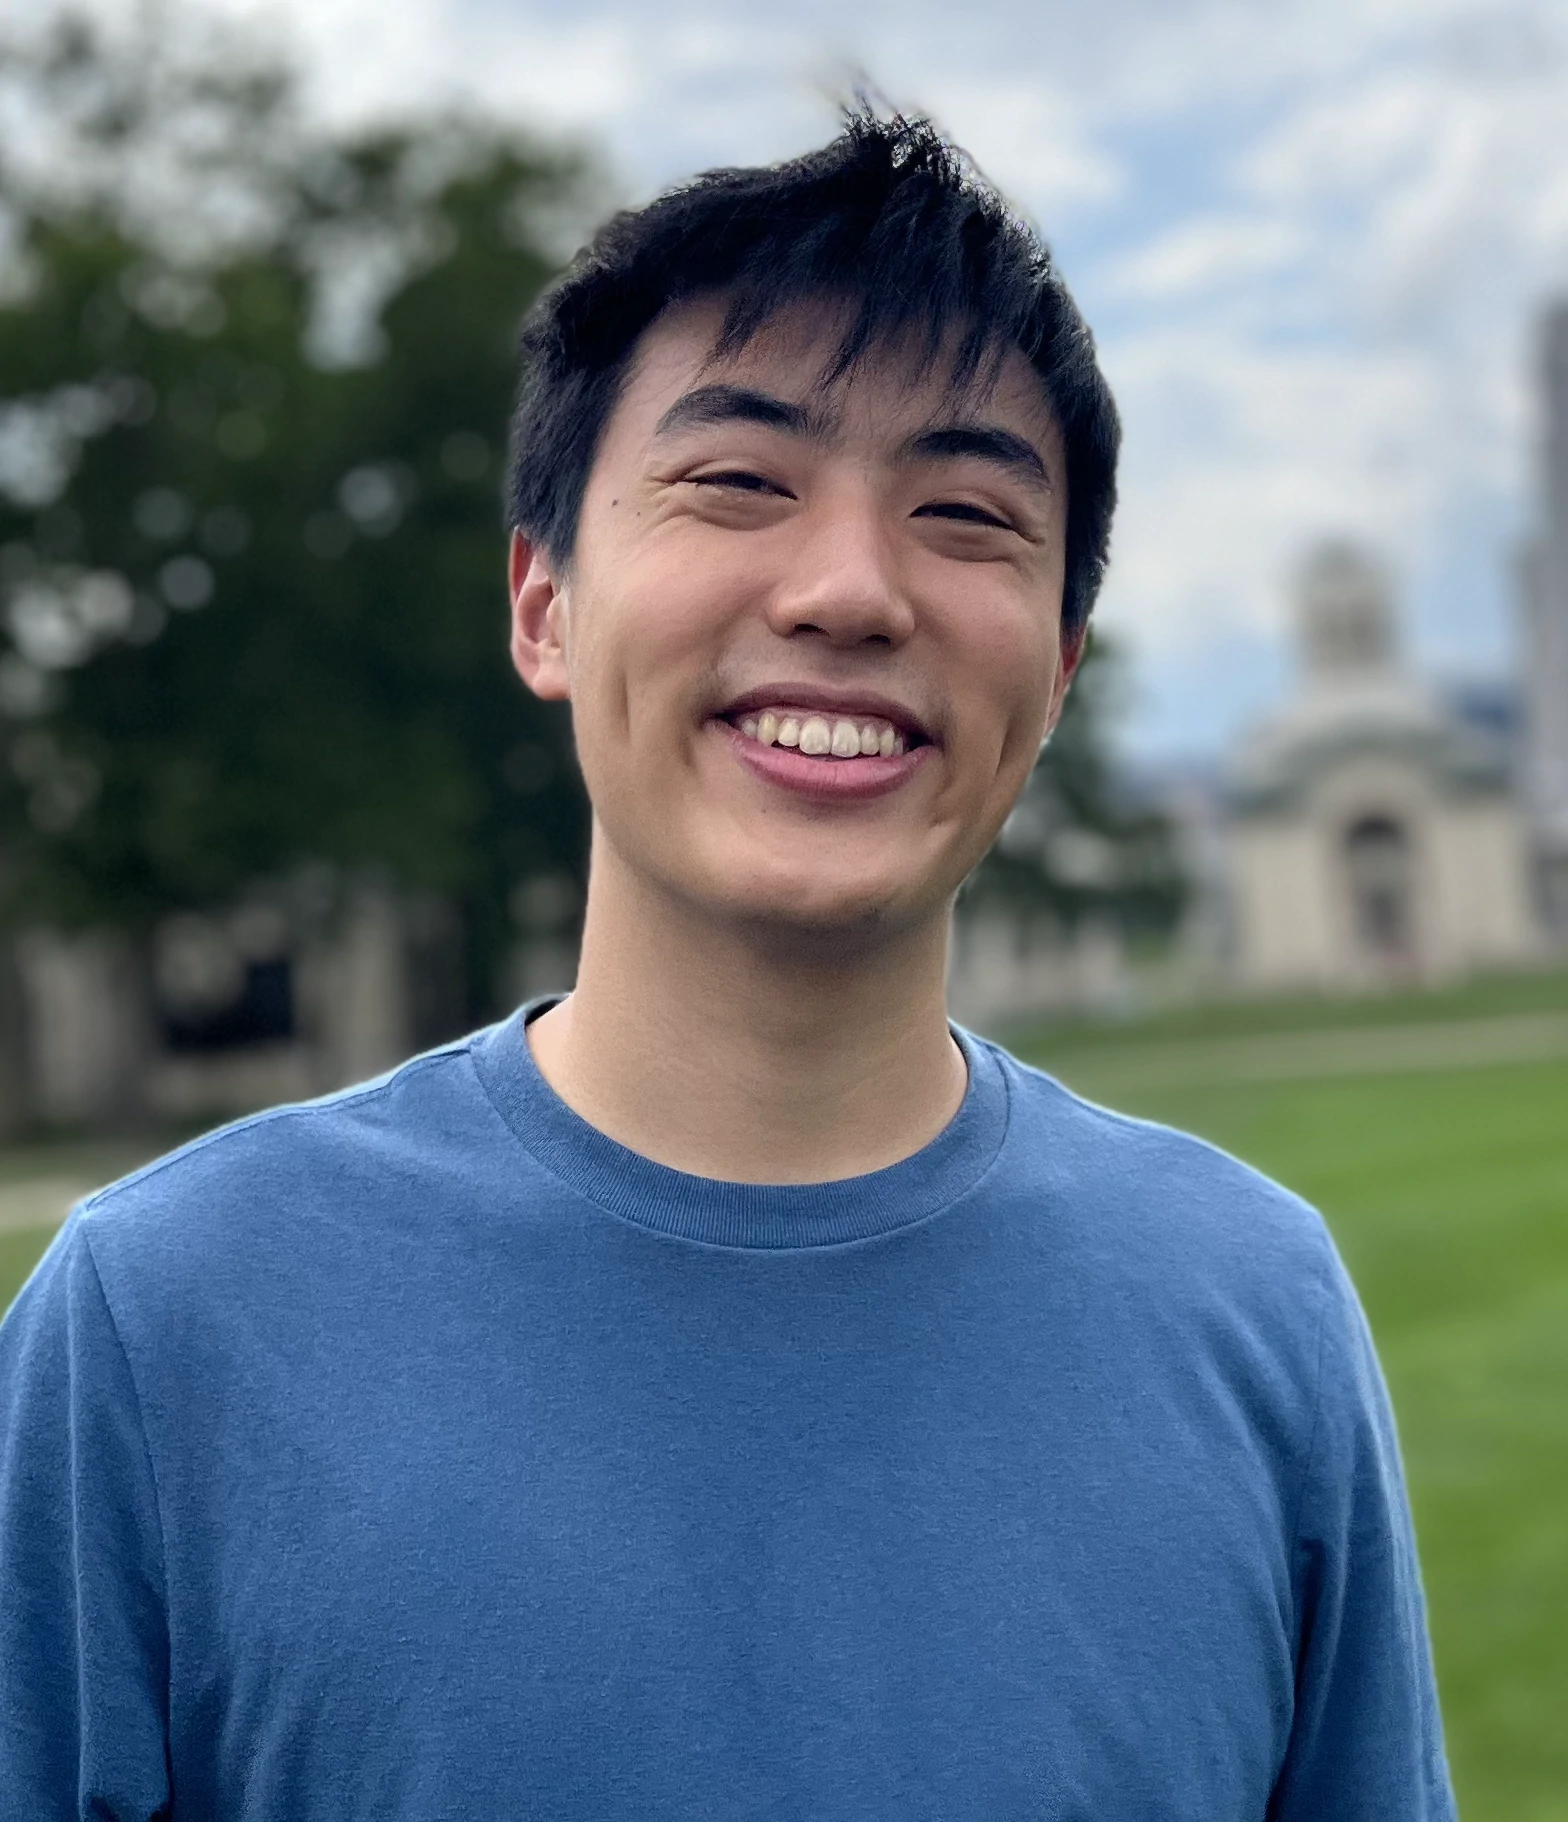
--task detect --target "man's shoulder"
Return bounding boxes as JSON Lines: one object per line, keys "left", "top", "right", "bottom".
{"left": 979, "top": 1036, "right": 1337, "bottom": 1294}
{"left": 74, "top": 1029, "right": 508, "bottom": 1285}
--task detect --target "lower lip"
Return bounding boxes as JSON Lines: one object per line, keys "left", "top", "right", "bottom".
{"left": 716, "top": 720, "right": 933, "bottom": 801}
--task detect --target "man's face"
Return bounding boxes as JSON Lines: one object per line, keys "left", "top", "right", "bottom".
{"left": 511, "top": 299, "right": 1076, "bottom": 942}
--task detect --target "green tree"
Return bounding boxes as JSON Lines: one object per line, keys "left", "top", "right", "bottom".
{"left": 967, "top": 632, "right": 1187, "bottom": 942}
{"left": 0, "top": 5, "right": 592, "bottom": 1028}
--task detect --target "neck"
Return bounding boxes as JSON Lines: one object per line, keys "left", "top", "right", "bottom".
{"left": 525, "top": 842, "right": 966, "bottom": 1183}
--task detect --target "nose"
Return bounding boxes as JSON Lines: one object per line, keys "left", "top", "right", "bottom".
{"left": 762, "top": 483, "right": 916, "bottom": 649}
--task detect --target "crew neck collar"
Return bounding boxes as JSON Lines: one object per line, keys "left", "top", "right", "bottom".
{"left": 468, "top": 999, "right": 1010, "bottom": 1250}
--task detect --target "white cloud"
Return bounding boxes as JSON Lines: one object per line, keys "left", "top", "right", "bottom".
{"left": 207, "top": 0, "right": 645, "bottom": 135}
{"left": 913, "top": 77, "right": 1122, "bottom": 217}
{"left": 1107, "top": 218, "right": 1306, "bottom": 303}
{"left": 1097, "top": 330, "right": 1440, "bottom": 642}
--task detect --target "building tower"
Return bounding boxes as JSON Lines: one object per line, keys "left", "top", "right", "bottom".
{"left": 1296, "top": 541, "right": 1399, "bottom": 683}
{"left": 1225, "top": 541, "right": 1540, "bottom": 988}
{"left": 1520, "top": 303, "right": 1568, "bottom": 934}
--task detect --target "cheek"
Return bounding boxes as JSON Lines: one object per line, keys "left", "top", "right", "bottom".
{"left": 955, "top": 604, "right": 1062, "bottom": 771}
{"left": 567, "top": 552, "right": 735, "bottom": 748}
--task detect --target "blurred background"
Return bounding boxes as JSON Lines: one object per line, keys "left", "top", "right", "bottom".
{"left": 1, "top": 1, "right": 1565, "bottom": 1814}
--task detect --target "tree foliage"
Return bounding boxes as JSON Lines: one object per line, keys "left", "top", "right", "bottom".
{"left": 0, "top": 6, "right": 592, "bottom": 1016}
{"left": 968, "top": 633, "right": 1187, "bottom": 939}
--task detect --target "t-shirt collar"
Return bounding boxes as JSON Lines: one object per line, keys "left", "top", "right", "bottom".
{"left": 469, "top": 998, "right": 1010, "bottom": 1250}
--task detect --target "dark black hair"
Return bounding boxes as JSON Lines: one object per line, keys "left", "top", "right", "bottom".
{"left": 508, "top": 108, "right": 1119, "bottom": 641}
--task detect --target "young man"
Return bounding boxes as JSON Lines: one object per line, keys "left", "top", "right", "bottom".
{"left": 0, "top": 114, "right": 1454, "bottom": 1819}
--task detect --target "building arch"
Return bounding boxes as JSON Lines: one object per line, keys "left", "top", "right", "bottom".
{"left": 1342, "top": 813, "right": 1415, "bottom": 969}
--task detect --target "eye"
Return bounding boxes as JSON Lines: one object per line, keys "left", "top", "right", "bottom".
{"left": 690, "top": 469, "right": 793, "bottom": 497}
{"left": 913, "top": 499, "right": 1013, "bottom": 529}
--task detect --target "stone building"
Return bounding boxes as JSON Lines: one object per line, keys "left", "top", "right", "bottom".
{"left": 0, "top": 883, "right": 476, "bottom": 1133}
{"left": 1519, "top": 302, "right": 1568, "bottom": 934}
{"left": 1225, "top": 543, "right": 1541, "bottom": 990}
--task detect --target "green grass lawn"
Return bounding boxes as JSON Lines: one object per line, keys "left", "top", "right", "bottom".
{"left": 2, "top": 987, "right": 1565, "bottom": 1816}
{"left": 1019, "top": 1027, "right": 1568, "bottom": 1822}
{"left": 0, "top": 1221, "right": 64, "bottom": 1313}
{"left": 0, "top": 1138, "right": 155, "bottom": 1318}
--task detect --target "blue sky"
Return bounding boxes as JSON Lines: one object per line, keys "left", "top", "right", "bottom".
{"left": 211, "top": 0, "right": 1568, "bottom": 762}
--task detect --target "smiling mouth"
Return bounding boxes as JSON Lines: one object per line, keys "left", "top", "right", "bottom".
{"left": 723, "top": 706, "right": 924, "bottom": 761}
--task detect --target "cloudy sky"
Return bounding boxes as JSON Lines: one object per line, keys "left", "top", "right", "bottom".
{"left": 206, "top": 0, "right": 1568, "bottom": 761}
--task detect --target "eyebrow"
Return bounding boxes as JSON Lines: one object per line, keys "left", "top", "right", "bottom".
{"left": 653, "top": 384, "right": 824, "bottom": 440}
{"left": 652, "top": 385, "right": 1052, "bottom": 492}
{"left": 901, "top": 423, "right": 1053, "bottom": 491}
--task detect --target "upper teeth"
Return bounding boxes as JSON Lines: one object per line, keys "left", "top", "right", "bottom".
{"left": 738, "top": 710, "right": 905, "bottom": 758}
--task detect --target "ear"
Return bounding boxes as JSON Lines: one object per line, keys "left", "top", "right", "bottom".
{"left": 1040, "top": 625, "right": 1085, "bottom": 742}
{"left": 509, "top": 530, "right": 570, "bottom": 702}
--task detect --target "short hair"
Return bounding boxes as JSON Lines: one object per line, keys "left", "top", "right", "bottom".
{"left": 508, "top": 108, "right": 1120, "bottom": 642}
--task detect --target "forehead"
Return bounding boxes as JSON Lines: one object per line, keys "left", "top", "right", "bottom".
{"left": 609, "top": 296, "right": 1063, "bottom": 456}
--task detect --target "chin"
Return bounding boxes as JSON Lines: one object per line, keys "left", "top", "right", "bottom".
{"left": 709, "top": 864, "right": 938, "bottom": 948}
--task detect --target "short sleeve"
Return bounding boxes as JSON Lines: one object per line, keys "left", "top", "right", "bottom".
{"left": 1268, "top": 1247, "right": 1457, "bottom": 1821}
{"left": 0, "top": 1212, "right": 173, "bottom": 1820}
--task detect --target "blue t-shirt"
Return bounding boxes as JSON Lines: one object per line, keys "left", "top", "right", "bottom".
{"left": 0, "top": 1011, "right": 1454, "bottom": 1820}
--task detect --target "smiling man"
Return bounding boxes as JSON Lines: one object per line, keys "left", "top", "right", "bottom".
{"left": 509, "top": 291, "right": 1076, "bottom": 1188}
{"left": 0, "top": 114, "right": 1454, "bottom": 1820}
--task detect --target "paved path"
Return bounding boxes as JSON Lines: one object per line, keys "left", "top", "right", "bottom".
{"left": 1058, "top": 1012, "right": 1568, "bottom": 1097}
{"left": 0, "top": 1176, "right": 104, "bottom": 1236}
